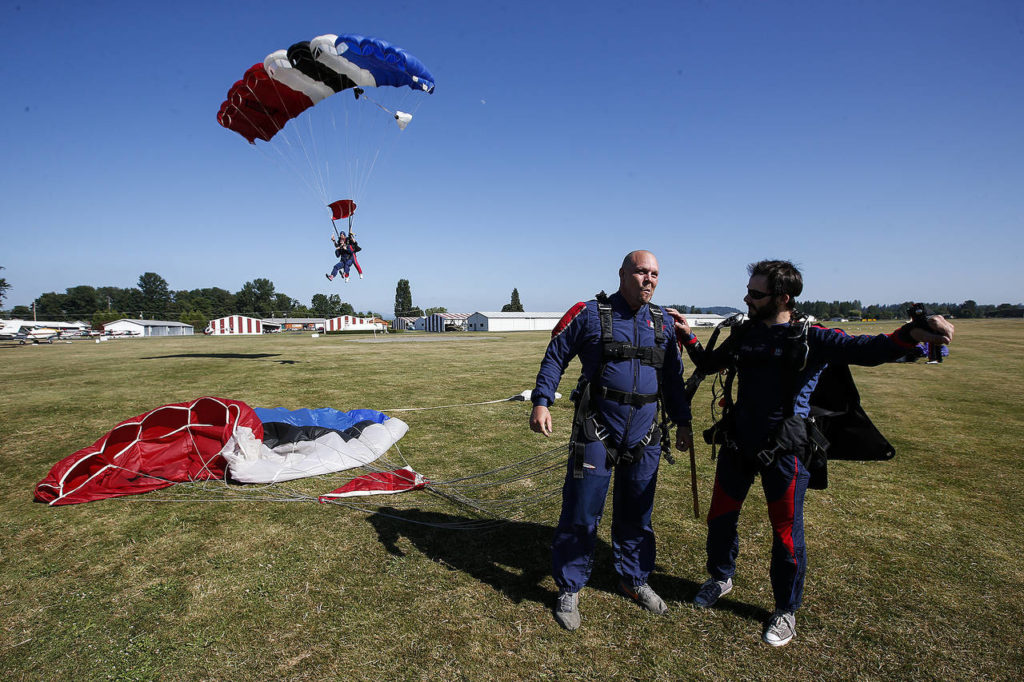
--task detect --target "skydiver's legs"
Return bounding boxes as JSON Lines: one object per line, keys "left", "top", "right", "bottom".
{"left": 332, "top": 254, "right": 354, "bottom": 279}
{"left": 610, "top": 445, "right": 660, "bottom": 586}
{"left": 351, "top": 252, "right": 363, "bottom": 275}
{"left": 705, "top": 447, "right": 757, "bottom": 582}
{"left": 552, "top": 440, "right": 612, "bottom": 593}
{"left": 763, "top": 451, "right": 810, "bottom": 613}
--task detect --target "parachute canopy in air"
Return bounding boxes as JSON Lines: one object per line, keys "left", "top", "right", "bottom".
{"left": 217, "top": 34, "right": 435, "bottom": 144}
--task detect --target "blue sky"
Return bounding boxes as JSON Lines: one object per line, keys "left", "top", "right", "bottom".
{"left": 2, "top": 0, "right": 1022, "bottom": 316}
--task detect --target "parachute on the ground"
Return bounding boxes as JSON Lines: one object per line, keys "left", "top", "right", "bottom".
{"left": 34, "top": 397, "right": 409, "bottom": 505}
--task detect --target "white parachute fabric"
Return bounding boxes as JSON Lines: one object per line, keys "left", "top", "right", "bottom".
{"left": 222, "top": 408, "right": 409, "bottom": 484}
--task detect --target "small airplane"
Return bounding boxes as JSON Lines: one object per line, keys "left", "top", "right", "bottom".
{"left": 0, "top": 319, "right": 60, "bottom": 344}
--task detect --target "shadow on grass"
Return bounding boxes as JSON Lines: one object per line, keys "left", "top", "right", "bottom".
{"left": 139, "top": 353, "right": 296, "bottom": 362}
{"left": 365, "top": 508, "right": 771, "bottom": 621}
{"left": 365, "top": 508, "right": 568, "bottom": 606}
{"left": 650, "top": 572, "right": 771, "bottom": 622}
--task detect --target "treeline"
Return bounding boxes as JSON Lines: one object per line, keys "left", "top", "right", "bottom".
{"left": 668, "top": 299, "right": 1022, "bottom": 320}
{"left": 5, "top": 272, "right": 382, "bottom": 331}
{"left": 797, "top": 299, "right": 1021, "bottom": 320}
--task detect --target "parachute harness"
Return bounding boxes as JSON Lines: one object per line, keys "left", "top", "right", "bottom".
{"left": 567, "top": 292, "right": 672, "bottom": 479}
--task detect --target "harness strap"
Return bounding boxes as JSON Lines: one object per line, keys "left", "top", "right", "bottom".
{"left": 593, "top": 386, "right": 659, "bottom": 406}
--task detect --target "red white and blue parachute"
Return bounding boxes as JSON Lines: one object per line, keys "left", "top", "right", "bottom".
{"left": 33, "top": 397, "right": 409, "bottom": 505}
{"left": 217, "top": 34, "right": 435, "bottom": 221}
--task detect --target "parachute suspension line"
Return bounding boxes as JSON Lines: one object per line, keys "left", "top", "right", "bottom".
{"left": 377, "top": 390, "right": 549, "bottom": 413}
{"left": 249, "top": 131, "right": 328, "bottom": 208}
{"left": 261, "top": 73, "right": 331, "bottom": 204}
{"left": 228, "top": 79, "right": 330, "bottom": 206}
{"left": 380, "top": 397, "right": 526, "bottom": 413}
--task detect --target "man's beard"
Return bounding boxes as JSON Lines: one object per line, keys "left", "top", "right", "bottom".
{"left": 748, "top": 302, "right": 775, "bottom": 321}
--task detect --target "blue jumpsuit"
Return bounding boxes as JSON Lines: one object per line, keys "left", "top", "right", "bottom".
{"left": 532, "top": 293, "right": 690, "bottom": 593}
{"left": 684, "top": 322, "right": 916, "bottom": 612}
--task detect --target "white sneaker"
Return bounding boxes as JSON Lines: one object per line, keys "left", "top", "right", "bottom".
{"left": 763, "top": 610, "right": 796, "bottom": 647}
{"left": 554, "top": 590, "right": 580, "bottom": 631}
{"left": 693, "top": 577, "right": 732, "bottom": 608}
{"left": 620, "top": 580, "right": 668, "bottom": 615}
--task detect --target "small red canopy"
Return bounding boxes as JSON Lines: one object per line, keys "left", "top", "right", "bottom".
{"left": 328, "top": 199, "right": 357, "bottom": 220}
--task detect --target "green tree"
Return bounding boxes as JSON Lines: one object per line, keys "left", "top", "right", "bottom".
{"left": 34, "top": 292, "right": 68, "bottom": 318}
{"left": 11, "top": 305, "right": 31, "bottom": 317}
{"left": 501, "top": 287, "right": 524, "bottom": 312}
{"left": 64, "top": 285, "right": 103, "bottom": 318}
{"left": 179, "top": 310, "right": 208, "bottom": 333}
{"left": 394, "top": 279, "right": 415, "bottom": 317}
{"left": 424, "top": 306, "right": 447, "bottom": 315}
{"left": 97, "top": 286, "right": 139, "bottom": 314}
{"left": 92, "top": 310, "right": 122, "bottom": 329}
{"left": 311, "top": 293, "right": 344, "bottom": 317}
{"left": 273, "top": 293, "right": 298, "bottom": 315}
{"left": 137, "top": 272, "right": 171, "bottom": 317}
{"left": 0, "top": 266, "right": 10, "bottom": 307}
{"left": 236, "top": 278, "right": 276, "bottom": 316}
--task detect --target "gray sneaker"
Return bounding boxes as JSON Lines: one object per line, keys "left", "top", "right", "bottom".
{"left": 693, "top": 577, "right": 733, "bottom": 608}
{"left": 619, "top": 581, "right": 668, "bottom": 615}
{"left": 763, "top": 610, "right": 796, "bottom": 647}
{"left": 554, "top": 590, "right": 580, "bottom": 631}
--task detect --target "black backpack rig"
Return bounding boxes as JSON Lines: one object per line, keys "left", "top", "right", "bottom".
{"left": 686, "top": 313, "right": 895, "bottom": 490}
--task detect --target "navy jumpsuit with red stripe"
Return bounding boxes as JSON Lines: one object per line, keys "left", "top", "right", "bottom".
{"left": 685, "top": 322, "right": 916, "bottom": 612}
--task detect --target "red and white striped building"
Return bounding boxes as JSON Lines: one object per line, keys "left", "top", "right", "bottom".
{"left": 325, "top": 315, "right": 387, "bottom": 332}
{"left": 424, "top": 312, "right": 471, "bottom": 333}
{"left": 205, "top": 315, "right": 263, "bottom": 335}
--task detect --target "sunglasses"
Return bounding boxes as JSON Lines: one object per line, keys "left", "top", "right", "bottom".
{"left": 746, "top": 289, "right": 772, "bottom": 300}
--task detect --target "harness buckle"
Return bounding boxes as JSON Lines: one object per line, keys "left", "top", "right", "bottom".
{"left": 755, "top": 444, "right": 783, "bottom": 467}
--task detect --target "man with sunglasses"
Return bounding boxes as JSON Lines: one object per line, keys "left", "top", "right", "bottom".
{"left": 530, "top": 250, "right": 693, "bottom": 631}
{"left": 669, "top": 259, "right": 953, "bottom": 647}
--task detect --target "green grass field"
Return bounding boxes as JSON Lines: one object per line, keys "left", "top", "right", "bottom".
{"left": 1, "top": 320, "right": 1022, "bottom": 680}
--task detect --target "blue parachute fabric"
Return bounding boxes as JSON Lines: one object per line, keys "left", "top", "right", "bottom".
{"left": 336, "top": 34, "right": 436, "bottom": 92}
{"left": 254, "top": 407, "right": 393, "bottom": 450}
{"left": 254, "top": 406, "right": 391, "bottom": 429}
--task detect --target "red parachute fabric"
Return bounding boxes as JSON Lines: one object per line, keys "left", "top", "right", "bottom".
{"left": 328, "top": 199, "right": 357, "bottom": 220}
{"left": 34, "top": 397, "right": 262, "bottom": 506}
{"left": 317, "top": 466, "right": 427, "bottom": 502}
{"left": 216, "top": 64, "right": 314, "bottom": 143}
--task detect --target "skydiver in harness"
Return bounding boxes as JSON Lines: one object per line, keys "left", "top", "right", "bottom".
{"left": 668, "top": 259, "right": 955, "bottom": 648}
{"left": 326, "top": 231, "right": 362, "bottom": 283}
{"left": 325, "top": 199, "right": 363, "bottom": 283}
{"left": 529, "top": 250, "right": 693, "bottom": 631}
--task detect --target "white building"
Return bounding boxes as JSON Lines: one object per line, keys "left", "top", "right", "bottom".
{"left": 686, "top": 313, "right": 729, "bottom": 327}
{"left": 325, "top": 315, "right": 387, "bottom": 332}
{"left": 424, "top": 312, "right": 471, "bottom": 332}
{"left": 466, "top": 311, "right": 565, "bottom": 332}
{"left": 103, "top": 319, "right": 194, "bottom": 337}
{"left": 392, "top": 316, "right": 418, "bottom": 331}
{"left": 205, "top": 315, "right": 263, "bottom": 335}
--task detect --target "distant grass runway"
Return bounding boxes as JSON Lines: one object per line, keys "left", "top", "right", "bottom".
{"left": 1, "top": 321, "right": 1021, "bottom": 680}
